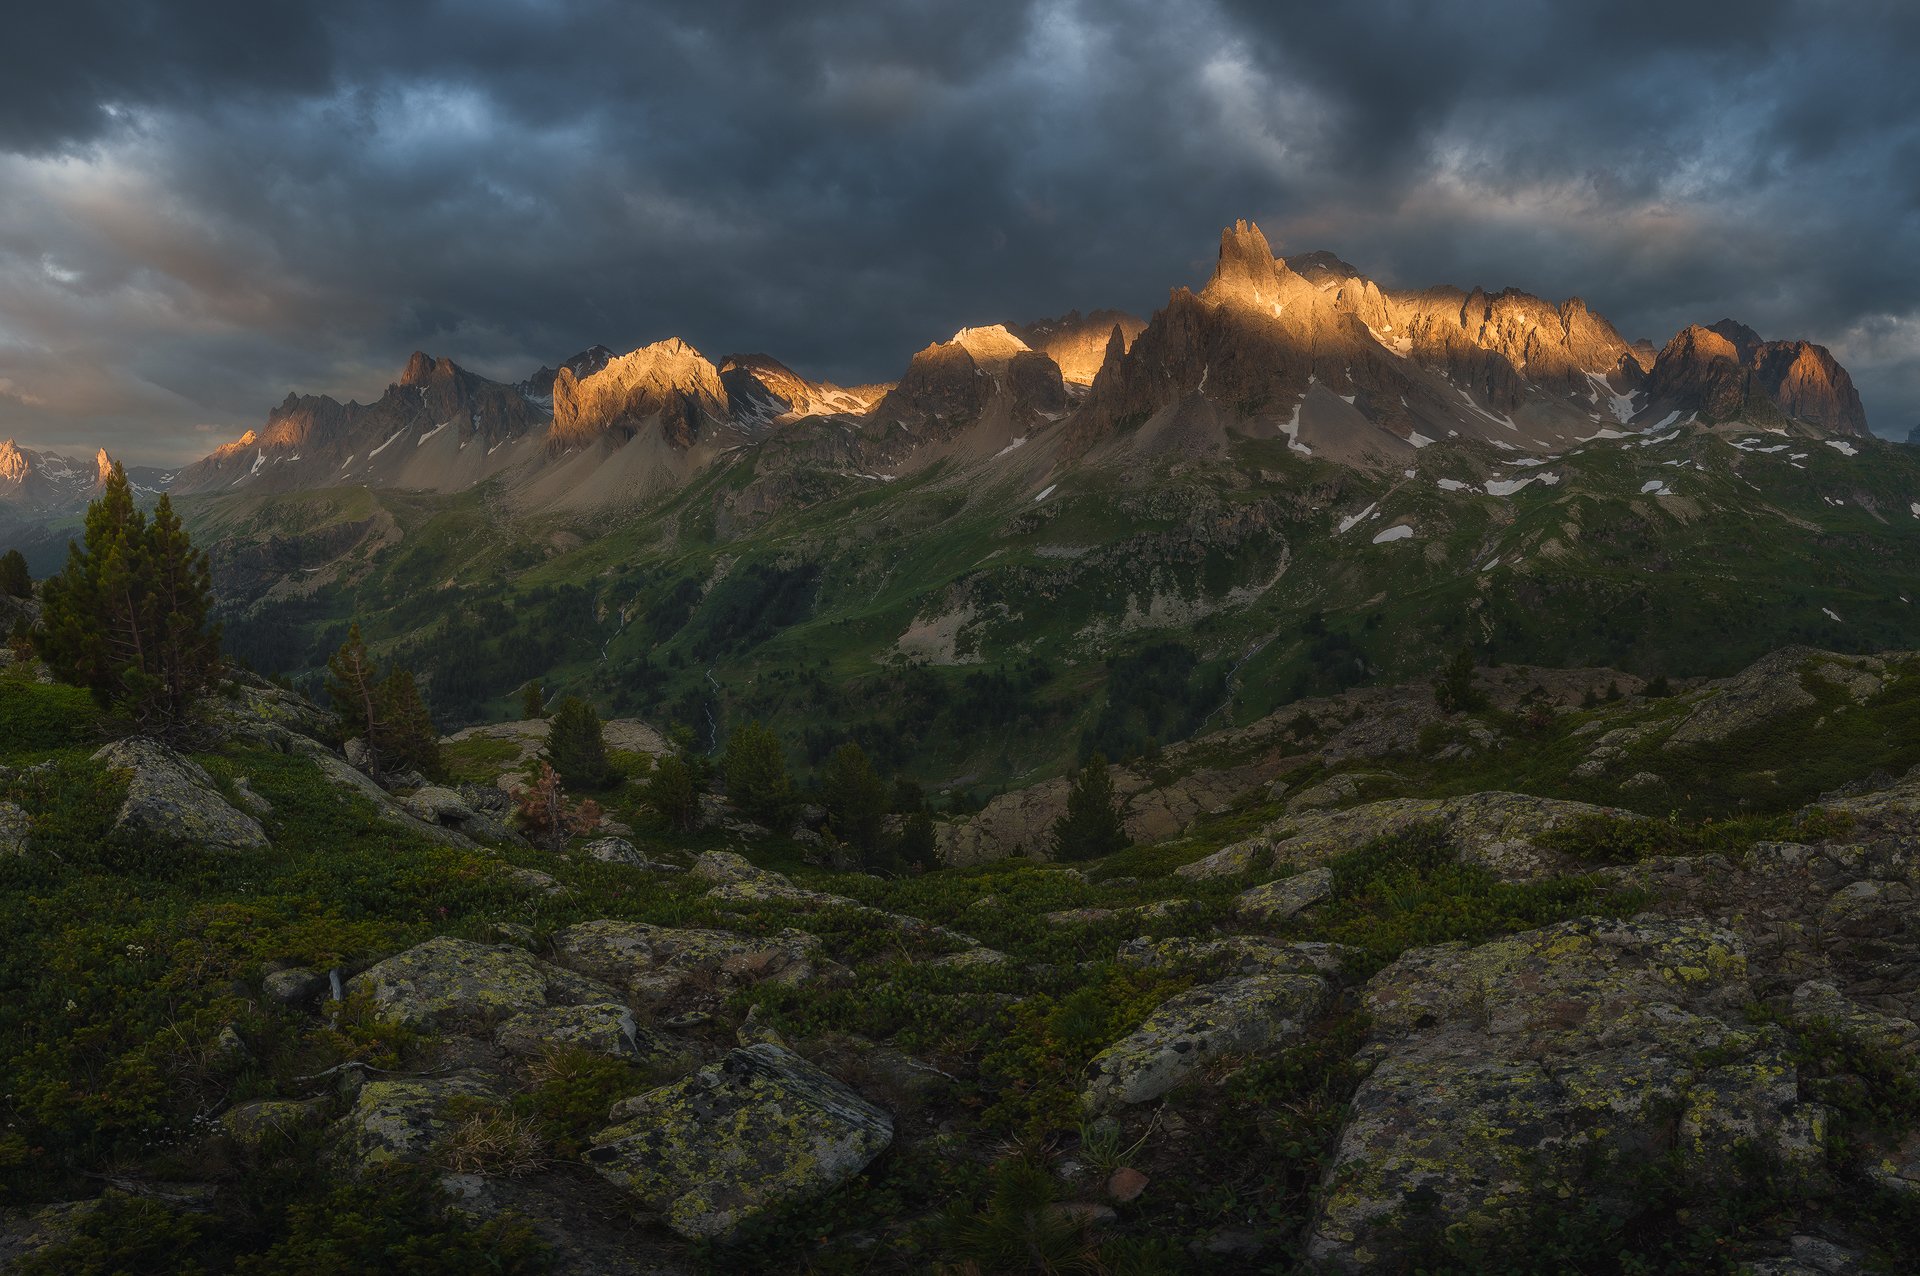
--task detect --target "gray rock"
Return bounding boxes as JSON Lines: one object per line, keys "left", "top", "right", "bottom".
{"left": 336, "top": 1070, "right": 504, "bottom": 1169}
{"left": 1083, "top": 972, "right": 1331, "bottom": 1111}
{"left": 1305, "top": 917, "right": 1827, "bottom": 1271}
{"left": 582, "top": 836, "right": 645, "bottom": 865}
{"left": 1234, "top": 867, "right": 1335, "bottom": 923}
{"left": 584, "top": 1043, "right": 893, "bottom": 1240}
{"left": 92, "top": 737, "right": 269, "bottom": 852}
{"left": 0, "top": 801, "right": 30, "bottom": 857}
{"left": 346, "top": 936, "right": 620, "bottom": 1029}
{"left": 262, "top": 966, "right": 327, "bottom": 1006}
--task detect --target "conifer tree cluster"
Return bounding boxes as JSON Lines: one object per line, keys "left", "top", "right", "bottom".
{"left": 0, "top": 548, "right": 29, "bottom": 599}
{"left": 326, "top": 623, "right": 442, "bottom": 779}
{"left": 34, "top": 464, "right": 222, "bottom": 734}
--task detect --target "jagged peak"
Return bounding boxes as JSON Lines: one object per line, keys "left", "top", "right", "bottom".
{"left": 1206, "top": 219, "right": 1288, "bottom": 304}
{"left": 400, "top": 350, "right": 438, "bottom": 387}
{"left": 0, "top": 438, "right": 27, "bottom": 483}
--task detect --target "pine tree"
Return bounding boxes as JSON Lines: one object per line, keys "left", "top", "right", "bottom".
{"left": 34, "top": 466, "right": 221, "bottom": 733}
{"left": 377, "top": 668, "right": 443, "bottom": 778}
{"left": 643, "top": 752, "right": 701, "bottom": 832}
{"left": 1051, "top": 753, "right": 1129, "bottom": 862}
{"left": 545, "top": 695, "right": 614, "bottom": 790}
{"left": 891, "top": 810, "right": 938, "bottom": 872}
{"left": 722, "top": 720, "right": 792, "bottom": 830}
{"left": 327, "top": 624, "right": 383, "bottom": 755}
{"left": 327, "top": 625, "right": 440, "bottom": 779}
{"left": 0, "top": 549, "right": 29, "bottom": 598}
{"left": 521, "top": 679, "right": 547, "bottom": 720}
{"left": 821, "top": 742, "right": 888, "bottom": 858}
{"left": 1434, "top": 646, "right": 1486, "bottom": 714}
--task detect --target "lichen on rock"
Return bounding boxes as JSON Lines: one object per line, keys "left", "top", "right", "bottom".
{"left": 584, "top": 1043, "right": 893, "bottom": 1240}
{"left": 91, "top": 737, "right": 269, "bottom": 852}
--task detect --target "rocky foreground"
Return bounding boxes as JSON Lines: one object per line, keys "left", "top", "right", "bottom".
{"left": 4, "top": 650, "right": 1920, "bottom": 1271}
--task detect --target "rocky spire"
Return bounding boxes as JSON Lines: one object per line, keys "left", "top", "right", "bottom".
{"left": 0, "top": 439, "right": 27, "bottom": 484}
{"left": 400, "top": 350, "right": 438, "bottom": 387}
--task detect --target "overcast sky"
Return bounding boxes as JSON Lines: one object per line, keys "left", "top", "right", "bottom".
{"left": 1, "top": 0, "right": 1916, "bottom": 464}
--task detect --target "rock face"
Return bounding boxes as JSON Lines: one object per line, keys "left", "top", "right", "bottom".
{"left": 548, "top": 337, "right": 730, "bottom": 451}
{"left": 1084, "top": 967, "right": 1332, "bottom": 1111}
{"left": 1644, "top": 322, "right": 1867, "bottom": 434}
{"left": 584, "top": 1043, "right": 893, "bottom": 1240}
{"left": 1306, "top": 917, "right": 1826, "bottom": 1270}
{"left": 91, "top": 738, "right": 270, "bottom": 852}
{"left": 346, "top": 936, "right": 619, "bottom": 1029}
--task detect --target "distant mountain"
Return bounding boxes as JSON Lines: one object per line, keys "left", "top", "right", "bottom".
{"left": 1642, "top": 320, "right": 1866, "bottom": 435}
{"left": 149, "top": 217, "right": 1869, "bottom": 519}
{"left": 0, "top": 440, "right": 178, "bottom": 570}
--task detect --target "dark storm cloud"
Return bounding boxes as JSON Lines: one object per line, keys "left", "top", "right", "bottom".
{"left": 0, "top": 0, "right": 1916, "bottom": 463}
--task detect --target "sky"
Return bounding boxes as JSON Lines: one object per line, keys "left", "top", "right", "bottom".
{"left": 1, "top": 0, "right": 1917, "bottom": 465}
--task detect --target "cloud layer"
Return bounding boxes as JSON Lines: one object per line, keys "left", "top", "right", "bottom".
{"left": 1, "top": 0, "right": 1916, "bottom": 462}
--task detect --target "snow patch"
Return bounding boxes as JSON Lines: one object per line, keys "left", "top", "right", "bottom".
{"left": 1407, "top": 430, "right": 1434, "bottom": 448}
{"left": 992, "top": 436, "right": 1028, "bottom": 459}
{"left": 1371, "top": 523, "right": 1414, "bottom": 544}
{"left": 1825, "top": 439, "right": 1860, "bottom": 457}
{"left": 1485, "top": 473, "right": 1561, "bottom": 496}
{"left": 1337, "top": 503, "right": 1378, "bottom": 534}
{"left": 1640, "top": 480, "right": 1673, "bottom": 496}
{"left": 1823, "top": 607, "right": 1844, "bottom": 623}
{"left": 1436, "top": 478, "right": 1470, "bottom": 492}
{"left": 368, "top": 428, "right": 407, "bottom": 459}
{"left": 1034, "top": 484, "right": 1057, "bottom": 502}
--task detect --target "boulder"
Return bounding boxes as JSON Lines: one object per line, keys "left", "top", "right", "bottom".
{"left": 0, "top": 801, "right": 29, "bottom": 856}
{"left": 337, "top": 1071, "right": 503, "bottom": 1169}
{"left": 92, "top": 737, "right": 269, "bottom": 852}
{"left": 584, "top": 1043, "right": 893, "bottom": 1240}
{"left": 261, "top": 966, "right": 328, "bottom": 1006}
{"left": 689, "top": 849, "right": 789, "bottom": 887}
{"left": 1083, "top": 971, "right": 1331, "bottom": 1111}
{"left": 550, "top": 919, "right": 822, "bottom": 1008}
{"left": 404, "top": 785, "right": 525, "bottom": 847}
{"left": 1305, "top": 917, "right": 1827, "bottom": 1271}
{"left": 1235, "top": 867, "right": 1334, "bottom": 923}
{"left": 346, "top": 936, "right": 619, "bottom": 1029}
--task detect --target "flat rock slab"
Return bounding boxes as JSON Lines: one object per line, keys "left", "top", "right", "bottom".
{"left": 347, "top": 936, "right": 620, "bottom": 1029}
{"left": 0, "top": 801, "right": 29, "bottom": 857}
{"left": 1084, "top": 971, "right": 1331, "bottom": 1111}
{"left": 92, "top": 737, "right": 269, "bottom": 852}
{"left": 1235, "top": 867, "right": 1334, "bottom": 922}
{"left": 584, "top": 1043, "right": 893, "bottom": 1240}
{"left": 1305, "top": 916, "right": 1827, "bottom": 1271}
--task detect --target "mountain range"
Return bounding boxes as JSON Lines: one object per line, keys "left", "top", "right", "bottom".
{"left": 2, "top": 221, "right": 1908, "bottom": 792}
{"left": 151, "top": 218, "right": 1865, "bottom": 513}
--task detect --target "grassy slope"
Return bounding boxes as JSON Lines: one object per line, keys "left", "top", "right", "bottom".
{"left": 179, "top": 425, "right": 1920, "bottom": 799}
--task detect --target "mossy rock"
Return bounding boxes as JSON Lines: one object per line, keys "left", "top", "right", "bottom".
{"left": 584, "top": 1043, "right": 892, "bottom": 1240}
